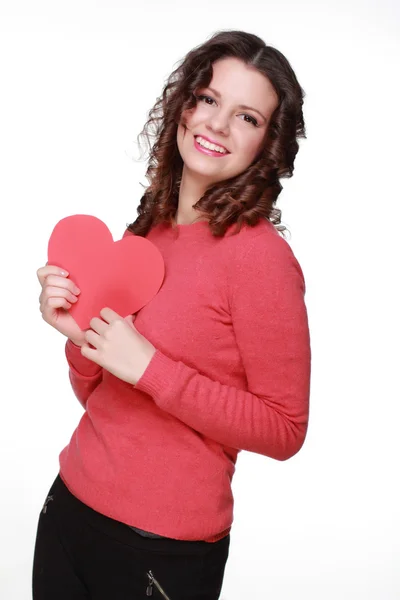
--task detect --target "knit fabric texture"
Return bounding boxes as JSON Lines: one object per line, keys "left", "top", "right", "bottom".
{"left": 59, "top": 218, "right": 311, "bottom": 542}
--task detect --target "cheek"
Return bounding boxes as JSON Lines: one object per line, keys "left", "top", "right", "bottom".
{"left": 176, "top": 124, "right": 185, "bottom": 158}
{"left": 237, "top": 132, "right": 265, "bottom": 165}
{"left": 181, "top": 104, "right": 211, "bottom": 131}
{"left": 180, "top": 106, "right": 197, "bottom": 130}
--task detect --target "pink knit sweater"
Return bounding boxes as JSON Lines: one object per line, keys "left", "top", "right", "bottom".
{"left": 59, "top": 218, "right": 311, "bottom": 542}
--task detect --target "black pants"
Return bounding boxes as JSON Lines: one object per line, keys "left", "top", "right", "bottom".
{"left": 32, "top": 475, "right": 230, "bottom": 599}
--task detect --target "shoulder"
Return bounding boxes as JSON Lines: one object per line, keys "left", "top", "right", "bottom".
{"left": 225, "top": 218, "right": 284, "bottom": 250}
{"left": 226, "top": 219, "right": 306, "bottom": 292}
{"left": 228, "top": 219, "right": 301, "bottom": 268}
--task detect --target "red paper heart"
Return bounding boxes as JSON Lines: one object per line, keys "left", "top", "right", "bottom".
{"left": 47, "top": 215, "right": 165, "bottom": 330}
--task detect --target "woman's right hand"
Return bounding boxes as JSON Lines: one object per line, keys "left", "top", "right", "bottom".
{"left": 37, "top": 265, "right": 85, "bottom": 346}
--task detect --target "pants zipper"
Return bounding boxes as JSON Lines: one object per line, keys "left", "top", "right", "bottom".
{"left": 146, "top": 570, "right": 171, "bottom": 599}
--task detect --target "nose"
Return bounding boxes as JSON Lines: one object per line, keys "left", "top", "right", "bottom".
{"left": 206, "top": 107, "right": 230, "bottom": 137}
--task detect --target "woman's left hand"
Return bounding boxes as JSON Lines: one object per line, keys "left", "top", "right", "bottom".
{"left": 81, "top": 307, "right": 156, "bottom": 385}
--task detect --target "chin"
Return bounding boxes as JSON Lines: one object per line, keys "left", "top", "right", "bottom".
{"left": 178, "top": 133, "right": 240, "bottom": 182}
{"left": 182, "top": 149, "right": 216, "bottom": 171}
{"left": 187, "top": 162, "right": 227, "bottom": 183}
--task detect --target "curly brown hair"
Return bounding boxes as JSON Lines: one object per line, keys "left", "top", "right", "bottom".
{"left": 127, "top": 30, "right": 306, "bottom": 238}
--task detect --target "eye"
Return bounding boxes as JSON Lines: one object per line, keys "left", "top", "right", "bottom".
{"left": 196, "top": 94, "right": 216, "bottom": 106}
{"left": 240, "top": 114, "right": 259, "bottom": 127}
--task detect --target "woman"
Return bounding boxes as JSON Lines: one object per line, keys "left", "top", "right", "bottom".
{"left": 34, "top": 30, "right": 311, "bottom": 599}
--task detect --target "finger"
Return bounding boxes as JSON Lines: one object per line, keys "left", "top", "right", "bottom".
{"left": 81, "top": 343, "right": 100, "bottom": 363}
{"left": 88, "top": 317, "right": 108, "bottom": 336}
{"left": 41, "top": 297, "right": 72, "bottom": 315}
{"left": 37, "top": 265, "right": 69, "bottom": 287}
{"left": 40, "top": 286, "right": 79, "bottom": 306}
{"left": 84, "top": 329, "right": 102, "bottom": 348}
{"left": 124, "top": 314, "right": 137, "bottom": 329}
{"left": 99, "top": 307, "right": 121, "bottom": 324}
{"left": 124, "top": 313, "right": 136, "bottom": 322}
{"left": 44, "top": 275, "right": 80, "bottom": 295}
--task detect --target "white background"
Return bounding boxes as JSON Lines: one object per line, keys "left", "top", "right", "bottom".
{"left": 0, "top": 1, "right": 399, "bottom": 598}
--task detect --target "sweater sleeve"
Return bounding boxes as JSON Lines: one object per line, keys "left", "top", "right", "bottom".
{"left": 65, "top": 339, "right": 103, "bottom": 409}
{"left": 135, "top": 233, "right": 311, "bottom": 461}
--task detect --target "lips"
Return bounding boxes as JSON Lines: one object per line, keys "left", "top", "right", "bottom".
{"left": 193, "top": 135, "right": 231, "bottom": 158}
{"left": 195, "top": 134, "right": 230, "bottom": 154}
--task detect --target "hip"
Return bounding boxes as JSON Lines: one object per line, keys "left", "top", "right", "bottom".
{"left": 35, "top": 474, "right": 230, "bottom": 599}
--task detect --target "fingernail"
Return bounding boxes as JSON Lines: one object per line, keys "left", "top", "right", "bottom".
{"left": 60, "top": 270, "right": 69, "bottom": 276}
{"left": 74, "top": 287, "right": 81, "bottom": 294}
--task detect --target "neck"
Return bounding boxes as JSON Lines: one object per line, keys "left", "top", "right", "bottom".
{"left": 175, "top": 166, "right": 209, "bottom": 225}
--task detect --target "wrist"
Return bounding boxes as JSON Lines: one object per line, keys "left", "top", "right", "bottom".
{"left": 133, "top": 347, "right": 156, "bottom": 385}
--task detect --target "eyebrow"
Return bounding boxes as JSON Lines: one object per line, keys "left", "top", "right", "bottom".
{"left": 206, "top": 86, "right": 268, "bottom": 121}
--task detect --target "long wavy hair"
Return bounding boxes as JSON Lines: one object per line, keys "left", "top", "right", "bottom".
{"left": 127, "top": 30, "right": 306, "bottom": 238}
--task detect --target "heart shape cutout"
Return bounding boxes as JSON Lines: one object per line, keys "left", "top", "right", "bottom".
{"left": 47, "top": 214, "right": 165, "bottom": 330}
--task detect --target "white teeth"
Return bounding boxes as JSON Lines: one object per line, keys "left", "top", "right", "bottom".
{"left": 195, "top": 136, "right": 227, "bottom": 154}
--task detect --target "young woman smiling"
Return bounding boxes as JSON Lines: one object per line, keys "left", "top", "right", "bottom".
{"left": 34, "top": 30, "right": 311, "bottom": 600}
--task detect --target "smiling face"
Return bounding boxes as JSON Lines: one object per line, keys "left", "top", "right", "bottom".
{"left": 177, "top": 56, "right": 279, "bottom": 188}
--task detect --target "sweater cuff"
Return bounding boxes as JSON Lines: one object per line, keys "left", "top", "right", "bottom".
{"left": 134, "top": 350, "right": 179, "bottom": 408}
{"left": 65, "top": 339, "right": 102, "bottom": 378}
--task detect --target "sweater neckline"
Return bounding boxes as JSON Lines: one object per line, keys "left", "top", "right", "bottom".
{"left": 172, "top": 220, "right": 210, "bottom": 239}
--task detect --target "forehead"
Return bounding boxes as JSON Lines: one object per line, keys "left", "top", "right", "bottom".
{"left": 208, "top": 57, "right": 279, "bottom": 113}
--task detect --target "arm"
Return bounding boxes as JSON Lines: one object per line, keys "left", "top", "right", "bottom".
{"left": 65, "top": 339, "right": 103, "bottom": 409}
{"left": 135, "top": 233, "right": 311, "bottom": 461}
